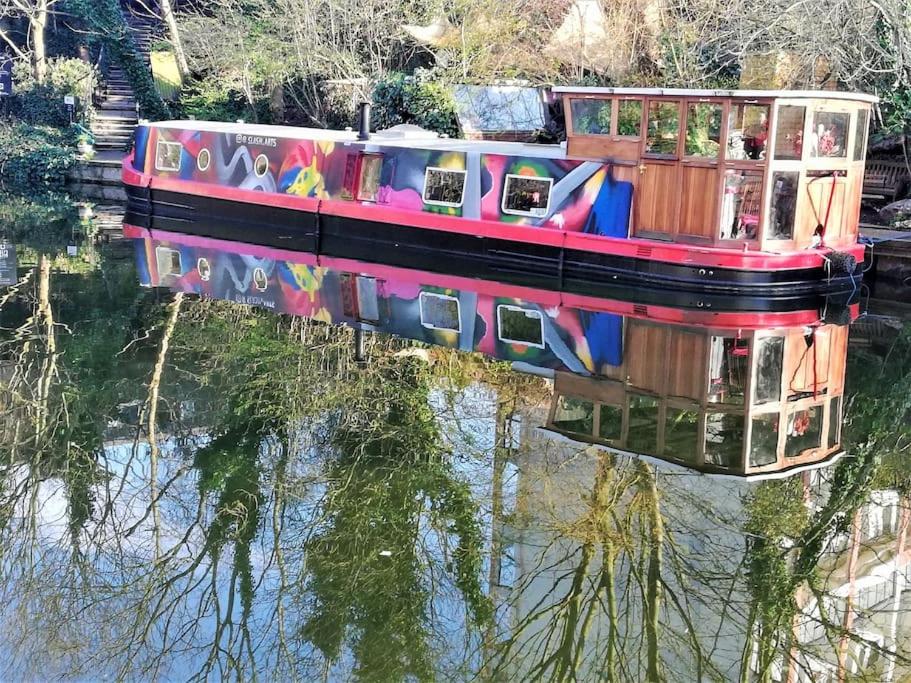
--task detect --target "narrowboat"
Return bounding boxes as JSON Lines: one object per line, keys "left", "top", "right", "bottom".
{"left": 123, "top": 87, "right": 876, "bottom": 303}
{"left": 127, "top": 227, "right": 854, "bottom": 478}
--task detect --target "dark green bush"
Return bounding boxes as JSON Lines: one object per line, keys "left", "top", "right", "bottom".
{"left": 372, "top": 70, "right": 460, "bottom": 137}
{"left": 176, "top": 78, "right": 260, "bottom": 122}
{"left": 0, "top": 124, "right": 77, "bottom": 188}
{"left": 8, "top": 58, "right": 97, "bottom": 126}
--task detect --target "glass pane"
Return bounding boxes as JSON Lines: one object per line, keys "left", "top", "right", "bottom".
{"left": 753, "top": 336, "right": 784, "bottom": 405}
{"left": 617, "top": 99, "right": 642, "bottom": 136}
{"left": 356, "top": 276, "right": 379, "bottom": 322}
{"left": 811, "top": 112, "right": 849, "bottom": 159}
{"left": 768, "top": 171, "right": 799, "bottom": 240}
{"left": 502, "top": 176, "right": 552, "bottom": 216}
{"left": 645, "top": 101, "right": 680, "bottom": 155}
{"left": 552, "top": 396, "right": 594, "bottom": 435}
{"left": 420, "top": 292, "right": 460, "bottom": 331}
{"left": 852, "top": 110, "right": 868, "bottom": 162}
{"left": 155, "top": 141, "right": 181, "bottom": 172}
{"left": 827, "top": 395, "right": 842, "bottom": 447}
{"left": 570, "top": 98, "right": 612, "bottom": 135}
{"left": 685, "top": 103, "right": 722, "bottom": 158}
{"left": 705, "top": 413, "right": 744, "bottom": 468}
{"left": 627, "top": 395, "right": 659, "bottom": 454}
{"left": 727, "top": 104, "right": 770, "bottom": 160}
{"left": 750, "top": 414, "right": 779, "bottom": 467}
{"left": 498, "top": 306, "right": 544, "bottom": 347}
{"left": 664, "top": 408, "right": 699, "bottom": 462}
{"left": 707, "top": 336, "right": 750, "bottom": 405}
{"left": 423, "top": 168, "right": 466, "bottom": 206}
{"left": 599, "top": 404, "right": 622, "bottom": 443}
{"left": 357, "top": 155, "right": 383, "bottom": 201}
{"left": 773, "top": 105, "right": 805, "bottom": 161}
{"left": 785, "top": 406, "right": 822, "bottom": 458}
{"left": 719, "top": 170, "right": 762, "bottom": 239}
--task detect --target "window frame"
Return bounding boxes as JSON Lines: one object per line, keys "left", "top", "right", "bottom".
{"left": 197, "top": 148, "right": 211, "bottom": 172}
{"left": 642, "top": 99, "right": 683, "bottom": 159}
{"left": 500, "top": 173, "right": 554, "bottom": 218}
{"left": 422, "top": 166, "right": 468, "bottom": 208}
{"left": 356, "top": 153, "right": 384, "bottom": 202}
{"left": 419, "top": 291, "right": 462, "bottom": 332}
{"left": 616, "top": 97, "right": 644, "bottom": 138}
{"left": 253, "top": 153, "right": 270, "bottom": 178}
{"left": 155, "top": 140, "right": 182, "bottom": 173}
{"left": 496, "top": 304, "right": 546, "bottom": 349}
{"left": 155, "top": 246, "right": 182, "bottom": 278}
{"left": 197, "top": 257, "right": 211, "bottom": 281}
{"left": 568, "top": 96, "right": 613, "bottom": 136}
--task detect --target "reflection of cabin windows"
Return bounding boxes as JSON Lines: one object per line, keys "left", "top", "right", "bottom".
{"left": 784, "top": 405, "right": 822, "bottom": 458}
{"left": 663, "top": 407, "right": 699, "bottom": 462}
{"left": 810, "top": 111, "right": 849, "bottom": 159}
{"left": 252, "top": 267, "right": 268, "bottom": 291}
{"left": 719, "top": 170, "right": 763, "bottom": 239}
{"left": 501, "top": 174, "right": 553, "bottom": 217}
{"left": 750, "top": 414, "right": 779, "bottom": 467}
{"left": 355, "top": 276, "right": 379, "bottom": 322}
{"left": 254, "top": 154, "right": 269, "bottom": 177}
{"left": 645, "top": 100, "right": 680, "bottom": 156}
{"left": 727, "top": 104, "right": 770, "bottom": 161}
{"left": 768, "top": 171, "right": 799, "bottom": 240}
{"left": 773, "top": 106, "right": 806, "bottom": 160}
{"left": 852, "top": 110, "right": 869, "bottom": 161}
{"left": 197, "top": 148, "right": 211, "bottom": 172}
{"left": 827, "top": 395, "right": 842, "bottom": 447}
{"left": 197, "top": 257, "right": 211, "bottom": 281}
{"left": 357, "top": 154, "right": 383, "bottom": 202}
{"left": 155, "top": 140, "right": 182, "bottom": 172}
{"left": 569, "top": 98, "right": 611, "bottom": 135}
{"left": 752, "top": 336, "right": 785, "bottom": 405}
{"left": 155, "top": 246, "right": 182, "bottom": 279}
{"left": 599, "top": 404, "right": 622, "bottom": 443}
{"left": 627, "top": 395, "right": 659, "bottom": 455}
{"left": 496, "top": 305, "right": 545, "bottom": 348}
{"left": 419, "top": 292, "right": 461, "bottom": 332}
{"left": 422, "top": 167, "right": 467, "bottom": 207}
{"left": 704, "top": 413, "right": 743, "bottom": 468}
{"left": 617, "top": 99, "right": 643, "bottom": 136}
{"left": 552, "top": 396, "right": 595, "bottom": 434}
{"left": 707, "top": 336, "right": 749, "bottom": 405}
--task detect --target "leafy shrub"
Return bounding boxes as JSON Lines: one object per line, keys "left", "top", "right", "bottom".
{"left": 176, "top": 78, "right": 253, "bottom": 122}
{"left": 9, "top": 58, "right": 97, "bottom": 126}
{"left": 372, "top": 70, "right": 460, "bottom": 137}
{"left": 0, "top": 124, "right": 77, "bottom": 188}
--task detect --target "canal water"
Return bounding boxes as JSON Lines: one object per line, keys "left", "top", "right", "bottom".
{"left": 0, "top": 192, "right": 910, "bottom": 682}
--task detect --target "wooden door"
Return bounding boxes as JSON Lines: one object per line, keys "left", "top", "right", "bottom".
{"left": 678, "top": 164, "right": 719, "bottom": 239}
{"left": 635, "top": 161, "right": 679, "bottom": 237}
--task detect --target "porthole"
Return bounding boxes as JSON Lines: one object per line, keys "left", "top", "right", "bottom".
{"left": 197, "top": 148, "right": 211, "bottom": 172}
{"left": 197, "top": 257, "right": 211, "bottom": 281}
{"left": 254, "top": 154, "right": 269, "bottom": 177}
{"left": 253, "top": 267, "right": 268, "bottom": 291}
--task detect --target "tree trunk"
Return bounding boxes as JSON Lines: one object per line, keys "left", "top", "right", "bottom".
{"left": 32, "top": 0, "right": 48, "bottom": 84}
{"left": 159, "top": 0, "right": 190, "bottom": 79}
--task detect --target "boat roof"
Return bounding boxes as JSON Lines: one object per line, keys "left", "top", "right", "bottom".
{"left": 149, "top": 120, "right": 567, "bottom": 158}
{"left": 551, "top": 86, "right": 879, "bottom": 104}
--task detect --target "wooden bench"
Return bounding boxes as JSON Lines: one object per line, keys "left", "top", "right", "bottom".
{"left": 863, "top": 160, "right": 910, "bottom": 202}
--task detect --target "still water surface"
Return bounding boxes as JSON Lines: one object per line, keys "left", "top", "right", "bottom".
{"left": 0, "top": 195, "right": 910, "bottom": 681}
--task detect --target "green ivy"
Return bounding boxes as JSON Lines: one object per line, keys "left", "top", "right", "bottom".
{"left": 372, "top": 70, "right": 460, "bottom": 137}
{"left": 0, "top": 123, "right": 77, "bottom": 188}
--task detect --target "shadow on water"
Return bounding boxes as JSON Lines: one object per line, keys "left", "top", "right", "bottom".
{"left": 0, "top": 193, "right": 910, "bottom": 681}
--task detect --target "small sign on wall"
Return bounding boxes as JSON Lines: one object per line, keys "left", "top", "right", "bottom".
{"left": 0, "top": 242, "right": 18, "bottom": 286}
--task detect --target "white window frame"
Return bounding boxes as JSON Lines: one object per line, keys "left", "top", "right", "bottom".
{"left": 155, "top": 140, "right": 182, "bottom": 172}
{"left": 422, "top": 166, "right": 468, "bottom": 208}
{"left": 254, "top": 153, "right": 270, "bottom": 178}
{"left": 501, "top": 173, "right": 553, "bottom": 217}
{"left": 197, "top": 148, "right": 211, "bottom": 172}
{"left": 419, "top": 291, "right": 461, "bottom": 332}
{"left": 496, "top": 304, "right": 545, "bottom": 349}
{"left": 155, "top": 246, "right": 182, "bottom": 277}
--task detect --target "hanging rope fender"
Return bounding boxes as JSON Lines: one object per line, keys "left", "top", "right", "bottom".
{"left": 806, "top": 170, "right": 842, "bottom": 240}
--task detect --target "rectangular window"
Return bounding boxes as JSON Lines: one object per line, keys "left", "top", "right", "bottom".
{"left": 497, "top": 305, "right": 545, "bottom": 348}
{"left": 827, "top": 395, "right": 842, "bottom": 447}
{"left": 356, "top": 276, "right": 379, "bottom": 322}
{"left": 419, "top": 291, "right": 461, "bottom": 332}
{"left": 704, "top": 413, "right": 744, "bottom": 468}
{"left": 356, "top": 154, "right": 383, "bottom": 202}
{"left": 685, "top": 103, "right": 722, "bottom": 158}
{"left": 852, "top": 110, "right": 869, "bottom": 162}
{"left": 155, "top": 246, "right": 182, "bottom": 279}
{"left": 551, "top": 396, "right": 595, "bottom": 436}
{"left": 644, "top": 101, "right": 680, "bottom": 156}
{"left": 598, "top": 404, "right": 622, "bottom": 443}
{"left": 570, "top": 98, "right": 612, "bottom": 135}
{"left": 155, "top": 140, "right": 182, "bottom": 172}
{"left": 627, "top": 395, "right": 659, "bottom": 455}
{"left": 773, "top": 105, "right": 806, "bottom": 160}
{"left": 727, "top": 103, "right": 770, "bottom": 160}
{"left": 501, "top": 174, "right": 553, "bottom": 217}
{"left": 422, "top": 167, "right": 467, "bottom": 207}
{"left": 750, "top": 414, "right": 779, "bottom": 467}
{"left": 663, "top": 407, "right": 699, "bottom": 462}
{"left": 617, "top": 99, "right": 643, "bottom": 136}
{"left": 707, "top": 336, "right": 749, "bottom": 405}
{"left": 811, "top": 111, "right": 849, "bottom": 159}
{"left": 768, "top": 171, "right": 799, "bottom": 240}
{"left": 719, "top": 170, "right": 763, "bottom": 239}
{"left": 341, "top": 154, "right": 359, "bottom": 199}
{"left": 753, "top": 336, "right": 784, "bottom": 404}
{"left": 785, "top": 406, "right": 822, "bottom": 458}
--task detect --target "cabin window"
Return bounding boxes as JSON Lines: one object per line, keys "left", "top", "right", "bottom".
{"left": 599, "top": 404, "right": 622, "bottom": 443}
{"left": 719, "top": 170, "right": 763, "bottom": 239}
{"left": 750, "top": 414, "right": 779, "bottom": 467}
{"left": 552, "top": 396, "right": 595, "bottom": 435}
{"left": 357, "top": 154, "right": 383, "bottom": 202}
{"left": 684, "top": 102, "right": 722, "bottom": 158}
{"left": 784, "top": 406, "right": 822, "bottom": 458}
{"left": 810, "top": 111, "right": 849, "bottom": 159}
{"left": 422, "top": 167, "right": 467, "bottom": 207}
{"left": 501, "top": 174, "right": 553, "bottom": 217}
{"left": 852, "top": 110, "right": 868, "bottom": 162}
{"left": 419, "top": 292, "right": 461, "bottom": 332}
{"left": 155, "top": 140, "right": 182, "bottom": 172}
{"left": 753, "top": 336, "right": 784, "bottom": 404}
{"left": 727, "top": 104, "right": 770, "bottom": 160}
{"left": 773, "top": 106, "right": 806, "bottom": 161}
{"left": 155, "top": 246, "right": 182, "bottom": 279}
{"left": 253, "top": 267, "right": 268, "bottom": 291}
{"left": 197, "top": 257, "right": 211, "bottom": 281}
{"left": 617, "top": 99, "right": 643, "bottom": 136}
{"left": 254, "top": 154, "right": 269, "bottom": 177}
{"left": 197, "top": 148, "right": 211, "bottom": 172}
{"left": 828, "top": 395, "right": 842, "bottom": 446}
{"left": 497, "top": 305, "right": 545, "bottom": 348}
{"left": 664, "top": 407, "right": 699, "bottom": 462}
{"left": 707, "top": 336, "right": 749, "bottom": 405}
{"left": 768, "top": 171, "right": 799, "bottom": 240}
{"left": 569, "top": 98, "right": 612, "bottom": 135}
{"left": 627, "top": 395, "right": 659, "bottom": 454}
{"left": 704, "top": 413, "right": 743, "bottom": 468}
{"left": 645, "top": 101, "right": 680, "bottom": 156}
{"left": 356, "top": 276, "right": 379, "bottom": 322}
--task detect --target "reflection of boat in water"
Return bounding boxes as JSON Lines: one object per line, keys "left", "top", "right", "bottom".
{"left": 127, "top": 226, "right": 855, "bottom": 478}
{"left": 122, "top": 89, "right": 874, "bottom": 304}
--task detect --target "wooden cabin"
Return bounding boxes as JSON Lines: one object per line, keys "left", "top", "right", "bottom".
{"left": 546, "top": 318, "right": 849, "bottom": 477}
{"left": 554, "top": 87, "right": 875, "bottom": 252}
